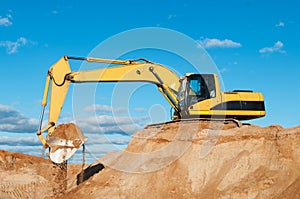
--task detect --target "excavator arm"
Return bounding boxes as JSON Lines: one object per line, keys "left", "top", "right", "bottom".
{"left": 37, "top": 56, "right": 182, "bottom": 162}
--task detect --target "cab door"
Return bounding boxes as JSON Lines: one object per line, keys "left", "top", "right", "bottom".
{"left": 186, "top": 74, "right": 222, "bottom": 118}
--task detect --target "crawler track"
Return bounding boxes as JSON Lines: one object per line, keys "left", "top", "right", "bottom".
{"left": 145, "top": 118, "right": 243, "bottom": 128}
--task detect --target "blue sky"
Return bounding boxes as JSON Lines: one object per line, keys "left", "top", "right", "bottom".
{"left": 0, "top": 0, "right": 299, "bottom": 163}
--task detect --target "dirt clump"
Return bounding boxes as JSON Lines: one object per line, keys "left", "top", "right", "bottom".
{"left": 47, "top": 123, "right": 86, "bottom": 150}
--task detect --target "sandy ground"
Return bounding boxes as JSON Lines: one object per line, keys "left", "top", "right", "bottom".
{"left": 0, "top": 150, "right": 84, "bottom": 198}
{"left": 1, "top": 121, "right": 300, "bottom": 198}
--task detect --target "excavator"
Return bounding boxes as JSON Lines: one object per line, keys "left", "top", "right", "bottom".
{"left": 37, "top": 56, "right": 265, "bottom": 163}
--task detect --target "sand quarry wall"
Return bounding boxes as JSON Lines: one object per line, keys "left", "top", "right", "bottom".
{"left": 1, "top": 121, "right": 300, "bottom": 198}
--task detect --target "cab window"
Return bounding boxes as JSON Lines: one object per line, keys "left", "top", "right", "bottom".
{"left": 187, "top": 75, "right": 216, "bottom": 104}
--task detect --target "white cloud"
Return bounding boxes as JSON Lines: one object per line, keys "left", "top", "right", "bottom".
{"left": 0, "top": 13, "right": 12, "bottom": 26}
{"left": 275, "top": 21, "right": 285, "bottom": 27}
{"left": 71, "top": 115, "right": 149, "bottom": 135}
{"left": 220, "top": 68, "right": 228, "bottom": 73}
{"left": 0, "top": 102, "right": 149, "bottom": 162}
{"left": 0, "top": 104, "right": 39, "bottom": 133}
{"left": 167, "top": 14, "right": 176, "bottom": 20}
{"left": 197, "top": 38, "right": 242, "bottom": 49}
{"left": 259, "top": 41, "right": 286, "bottom": 54}
{"left": 0, "top": 104, "right": 146, "bottom": 164}
{"left": 0, "top": 136, "right": 40, "bottom": 146}
{"left": 51, "top": 10, "right": 59, "bottom": 14}
{"left": 0, "top": 37, "right": 30, "bottom": 54}
{"left": 87, "top": 135, "right": 131, "bottom": 145}
{"left": 134, "top": 107, "right": 147, "bottom": 113}
{"left": 84, "top": 104, "right": 127, "bottom": 113}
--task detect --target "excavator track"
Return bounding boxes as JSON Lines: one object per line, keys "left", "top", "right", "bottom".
{"left": 145, "top": 118, "right": 243, "bottom": 129}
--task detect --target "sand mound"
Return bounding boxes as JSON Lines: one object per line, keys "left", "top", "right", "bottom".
{"left": 1, "top": 121, "right": 300, "bottom": 198}
{"left": 65, "top": 122, "right": 300, "bottom": 199}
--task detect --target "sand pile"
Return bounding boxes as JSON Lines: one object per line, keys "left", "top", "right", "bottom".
{"left": 65, "top": 121, "right": 300, "bottom": 199}
{"left": 1, "top": 121, "right": 300, "bottom": 199}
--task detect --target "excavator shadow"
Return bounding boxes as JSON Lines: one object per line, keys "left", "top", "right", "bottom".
{"left": 76, "top": 163, "right": 104, "bottom": 185}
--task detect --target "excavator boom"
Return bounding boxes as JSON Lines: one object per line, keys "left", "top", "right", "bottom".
{"left": 37, "top": 56, "right": 183, "bottom": 163}
{"left": 42, "top": 56, "right": 181, "bottom": 133}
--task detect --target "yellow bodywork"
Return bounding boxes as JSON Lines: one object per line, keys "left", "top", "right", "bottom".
{"left": 187, "top": 75, "right": 266, "bottom": 119}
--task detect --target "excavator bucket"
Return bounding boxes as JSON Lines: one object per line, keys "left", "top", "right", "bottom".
{"left": 46, "top": 123, "right": 87, "bottom": 164}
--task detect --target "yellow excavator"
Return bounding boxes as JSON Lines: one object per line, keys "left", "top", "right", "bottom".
{"left": 37, "top": 56, "right": 265, "bottom": 163}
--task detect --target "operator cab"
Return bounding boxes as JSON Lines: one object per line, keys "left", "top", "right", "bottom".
{"left": 178, "top": 74, "right": 216, "bottom": 117}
